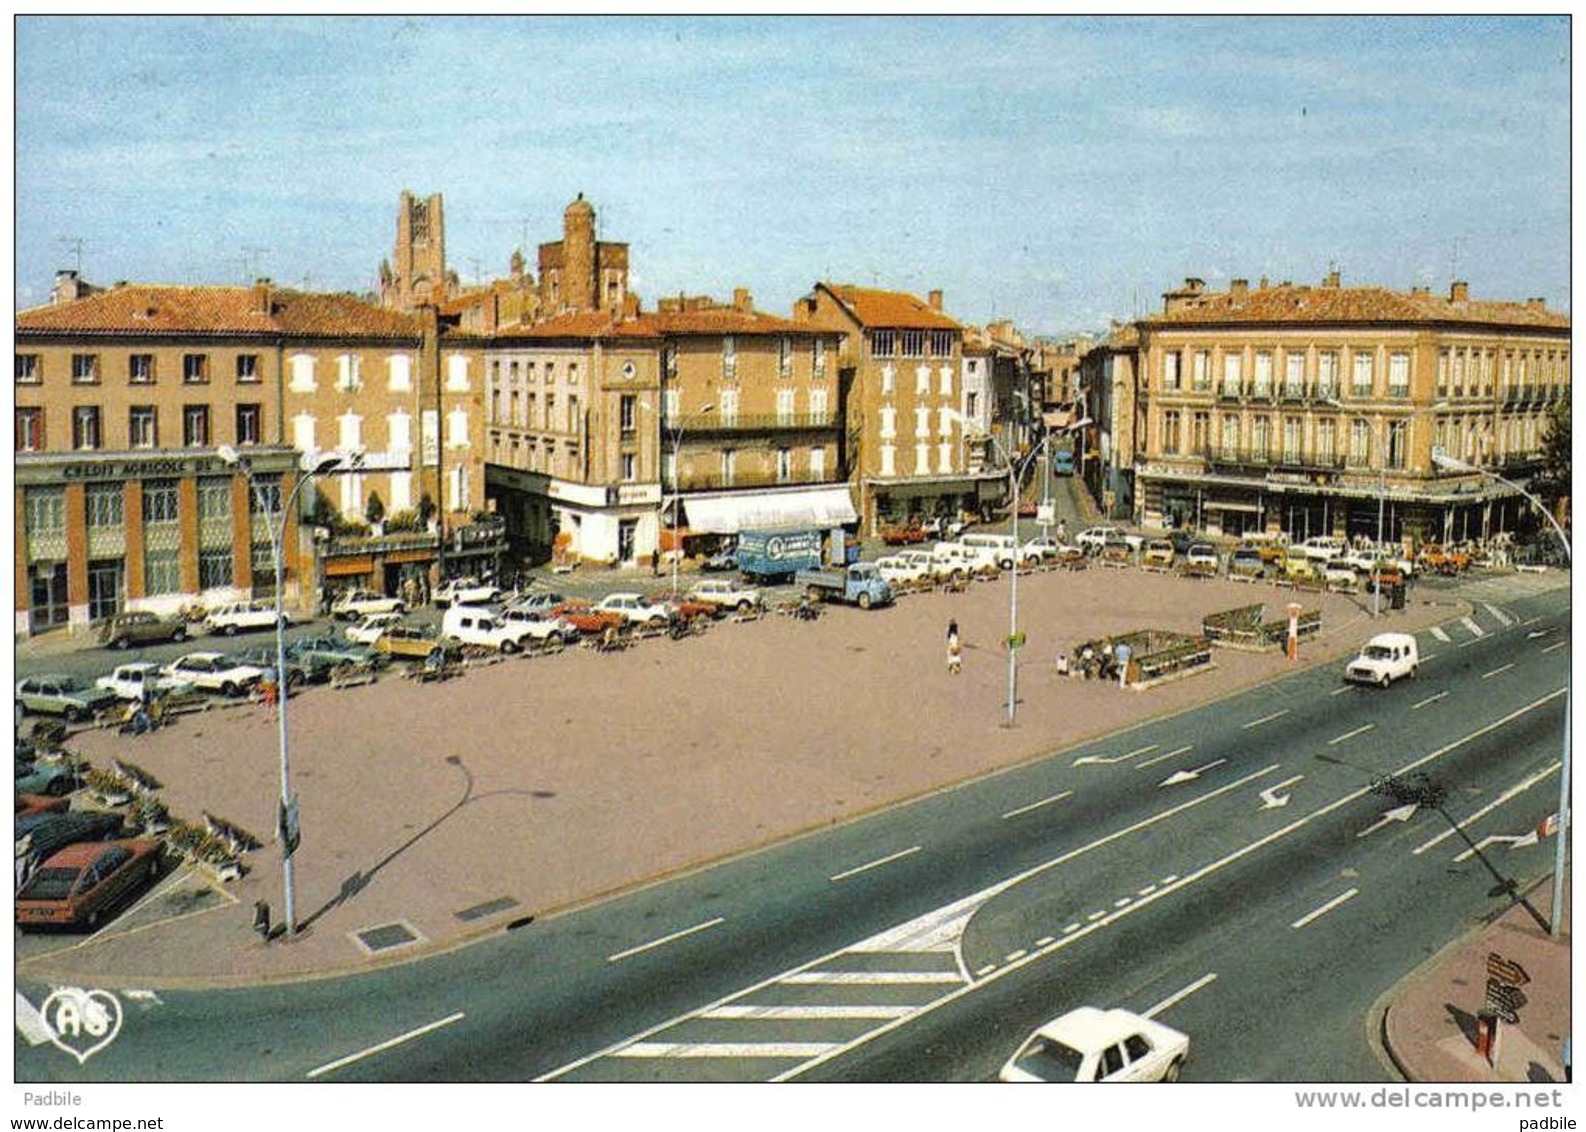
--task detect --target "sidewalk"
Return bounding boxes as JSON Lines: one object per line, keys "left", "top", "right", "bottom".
{"left": 1381, "top": 872, "right": 1571, "bottom": 1083}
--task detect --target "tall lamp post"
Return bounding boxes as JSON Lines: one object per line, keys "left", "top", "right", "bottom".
{"left": 1434, "top": 451, "right": 1571, "bottom": 937}
{"left": 218, "top": 445, "right": 342, "bottom": 940}
{"left": 661, "top": 403, "right": 714, "bottom": 597}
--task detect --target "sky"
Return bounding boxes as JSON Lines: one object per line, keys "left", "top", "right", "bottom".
{"left": 13, "top": 14, "right": 1572, "bottom": 334}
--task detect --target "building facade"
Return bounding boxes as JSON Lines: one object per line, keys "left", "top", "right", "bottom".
{"left": 1132, "top": 274, "right": 1570, "bottom": 544}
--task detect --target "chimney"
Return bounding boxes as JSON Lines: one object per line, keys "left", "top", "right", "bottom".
{"left": 252, "top": 277, "right": 273, "bottom": 315}
{"left": 51, "top": 269, "right": 82, "bottom": 305}
{"left": 1411, "top": 285, "right": 1430, "bottom": 297}
{"left": 1450, "top": 280, "right": 1469, "bottom": 303}
{"left": 1527, "top": 296, "right": 1547, "bottom": 311}
{"left": 928, "top": 289, "right": 943, "bottom": 311}
{"left": 1258, "top": 276, "right": 1269, "bottom": 290}
{"left": 732, "top": 287, "right": 753, "bottom": 312}
{"left": 1324, "top": 269, "right": 1341, "bottom": 288}
{"left": 1230, "top": 278, "right": 1249, "bottom": 298}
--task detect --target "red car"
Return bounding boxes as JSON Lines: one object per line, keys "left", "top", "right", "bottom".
{"left": 1016, "top": 500, "right": 1039, "bottom": 518}
{"left": 550, "top": 600, "right": 625, "bottom": 636}
{"left": 646, "top": 593, "right": 721, "bottom": 623}
{"left": 15, "top": 839, "right": 163, "bottom": 930}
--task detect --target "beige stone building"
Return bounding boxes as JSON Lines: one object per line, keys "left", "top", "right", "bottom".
{"left": 1132, "top": 273, "right": 1570, "bottom": 544}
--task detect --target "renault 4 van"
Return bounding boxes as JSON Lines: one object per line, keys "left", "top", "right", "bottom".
{"left": 1344, "top": 632, "right": 1419, "bottom": 687}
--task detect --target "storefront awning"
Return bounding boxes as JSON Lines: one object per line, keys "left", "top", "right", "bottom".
{"left": 682, "top": 486, "right": 859, "bottom": 534}
{"left": 1205, "top": 500, "right": 1263, "bottom": 513}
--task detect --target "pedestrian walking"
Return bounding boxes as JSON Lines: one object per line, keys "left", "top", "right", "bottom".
{"left": 1055, "top": 652, "right": 1069, "bottom": 677}
{"left": 947, "top": 634, "right": 963, "bottom": 675}
{"left": 1115, "top": 642, "right": 1132, "bottom": 689}
{"left": 947, "top": 618, "right": 959, "bottom": 642}
{"left": 651, "top": 548, "right": 660, "bottom": 577}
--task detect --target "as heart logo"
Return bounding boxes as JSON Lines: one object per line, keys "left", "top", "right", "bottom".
{"left": 41, "top": 987, "right": 123, "bottom": 1065}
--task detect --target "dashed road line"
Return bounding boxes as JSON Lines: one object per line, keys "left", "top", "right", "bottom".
{"left": 702, "top": 1005, "right": 916, "bottom": 1020}
{"left": 616, "top": 1041, "right": 840, "bottom": 1060}
{"left": 1482, "top": 663, "right": 1516, "bottom": 680}
{"left": 1291, "top": 888, "right": 1359, "bottom": 930}
{"left": 1411, "top": 691, "right": 1449, "bottom": 711}
{"left": 1144, "top": 973, "right": 1218, "bottom": 1019}
{"left": 1243, "top": 710, "right": 1290, "bottom": 729}
{"left": 1542, "top": 640, "right": 1568, "bottom": 655}
{"left": 1001, "top": 791, "right": 1073, "bottom": 820}
{"left": 829, "top": 846, "right": 922, "bottom": 882}
{"left": 782, "top": 971, "right": 960, "bottom": 985}
{"left": 1330, "top": 685, "right": 1356, "bottom": 697}
{"left": 607, "top": 917, "right": 726, "bottom": 962}
{"left": 307, "top": 1012, "right": 467, "bottom": 1079}
{"left": 1484, "top": 603, "right": 1514, "bottom": 627}
{"left": 1328, "top": 723, "right": 1376, "bottom": 746}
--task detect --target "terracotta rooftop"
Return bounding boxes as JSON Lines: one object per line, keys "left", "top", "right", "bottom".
{"left": 642, "top": 306, "right": 811, "bottom": 337}
{"left": 821, "top": 284, "right": 962, "bottom": 331}
{"left": 1145, "top": 281, "right": 1569, "bottom": 329}
{"left": 16, "top": 284, "right": 421, "bottom": 339}
{"left": 498, "top": 310, "right": 662, "bottom": 341}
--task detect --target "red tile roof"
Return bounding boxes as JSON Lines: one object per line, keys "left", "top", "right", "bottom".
{"left": 642, "top": 306, "right": 811, "bottom": 337}
{"left": 16, "top": 284, "right": 421, "bottom": 339}
{"left": 499, "top": 310, "right": 662, "bottom": 341}
{"left": 821, "top": 283, "right": 961, "bottom": 331}
{"left": 1145, "top": 283, "right": 1569, "bottom": 329}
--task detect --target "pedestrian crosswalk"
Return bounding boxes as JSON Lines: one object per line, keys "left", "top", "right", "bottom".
{"left": 1419, "top": 596, "right": 1564, "bottom": 651}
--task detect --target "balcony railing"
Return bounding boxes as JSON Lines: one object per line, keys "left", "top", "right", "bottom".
{"left": 675, "top": 468, "right": 846, "bottom": 493}
{"left": 683, "top": 412, "right": 842, "bottom": 436}
{"left": 1200, "top": 445, "right": 1347, "bottom": 471}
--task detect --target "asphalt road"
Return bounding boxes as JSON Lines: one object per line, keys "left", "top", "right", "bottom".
{"left": 15, "top": 582, "right": 1567, "bottom": 1083}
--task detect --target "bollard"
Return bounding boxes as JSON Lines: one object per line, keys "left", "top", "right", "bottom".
{"left": 1474, "top": 1011, "right": 1497, "bottom": 1064}
{"left": 253, "top": 900, "right": 272, "bottom": 941}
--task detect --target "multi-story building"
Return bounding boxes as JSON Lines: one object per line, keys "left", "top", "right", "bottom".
{"left": 795, "top": 283, "right": 1001, "bottom": 530}
{"left": 1075, "top": 323, "right": 1140, "bottom": 521}
{"left": 1132, "top": 273, "right": 1570, "bottom": 544}
{"left": 14, "top": 279, "right": 498, "bottom": 635}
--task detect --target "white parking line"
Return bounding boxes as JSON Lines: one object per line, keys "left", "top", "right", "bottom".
{"left": 607, "top": 917, "right": 726, "bottom": 962}
{"left": 1243, "top": 710, "right": 1290, "bottom": 729}
{"left": 307, "top": 1012, "right": 466, "bottom": 1078}
{"left": 1411, "top": 691, "right": 1449, "bottom": 711}
{"left": 829, "top": 846, "right": 922, "bottom": 882}
{"left": 1430, "top": 625, "right": 1451, "bottom": 643}
{"left": 1412, "top": 762, "right": 1562, "bottom": 856}
{"left": 1461, "top": 616, "right": 1485, "bottom": 638}
{"left": 1002, "top": 791, "right": 1073, "bottom": 820}
{"left": 1328, "top": 723, "right": 1376, "bottom": 745}
{"left": 1144, "top": 973, "right": 1218, "bottom": 1019}
{"left": 1482, "top": 664, "right": 1516, "bottom": 680}
{"left": 1484, "top": 604, "right": 1514, "bottom": 627}
{"left": 1291, "top": 888, "right": 1359, "bottom": 930}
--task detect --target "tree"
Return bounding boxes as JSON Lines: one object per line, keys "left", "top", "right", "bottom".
{"left": 1534, "top": 396, "right": 1571, "bottom": 509}
{"left": 365, "top": 490, "right": 386, "bottom": 526}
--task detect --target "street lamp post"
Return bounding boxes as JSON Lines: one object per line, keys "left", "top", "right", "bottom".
{"left": 218, "top": 445, "right": 342, "bottom": 940}
{"left": 1434, "top": 451, "right": 1572, "bottom": 937}
{"left": 662, "top": 403, "right": 714, "bottom": 598}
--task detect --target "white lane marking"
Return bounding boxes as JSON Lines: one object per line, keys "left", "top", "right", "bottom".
{"left": 307, "top": 1012, "right": 466, "bottom": 1079}
{"left": 1061, "top": 922, "right": 1080, "bottom": 934}
{"left": 1421, "top": 652, "right": 1439, "bottom": 662}
{"left": 1542, "top": 640, "right": 1568, "bottom": 654}
{"left": 1113, "top": 896, "right": 1132, "bottom": 908}
{"left": 1006, "top": 949, "right": 1028, "bottom": 962}
{"left": 616, "top": 1041, "right": 841, "bottom": 1059}
{"left": 1137, "top": 744, "right": 1195, "bottom": 769}
{"left": 703, "top": 1005, "right": 916, "bottom": 1020}
{"left": 782, "top": 971, "right": 960, "bottom": 985}
{"left": 122, "top": 989, "right": 163, "bottom": 1003}
{"left": 1161, "top": 874, "right": 1180, "bottom": 885}
{"left": 1413, "top": 762, "right": 1562, "bottom": 856}
{"left": 1144, "top": 973, "right": 1218, "bottom": 1019}
{"left": 1454, "top": 833, "right": 1540, "bottom": 862}
{"left": 1430, "top": 625, "right": 1451, "bottom": 643}
{"left": 976, "top": 964, "right": 996, "bottom": 977}
{"left": 1330, "top": 685, "right": 1356, "bottom": 696}
{"left": 1036, "top": 936, "right": 1055, "bottom": 947}
{"left": 771, "top": 690, "right": 1565, "bottom": 1083}
{"left": 1328, "top": 723, "right": 1376, "bottom": 745}
{"left": 1457, "top": 638, "right": 1481, "bottom": 649}
{"left": 1482, "top": 663, "right": 1516, "bottom": 680}
{"left": 1137, "top": 884, "right": 1158, "bottom": 897}
{"left": 1259, "top": 775, "right": 1305, "bottom": 809}
{"left": 607, "top": 917, "right": 726, "bottom": 962}
{"left": 1521, "top": 616, "right": 1544, "bottom": 627}
{"left": 1243, "top": 710, "right": 1290, "bottom": 729}
{"left": 1086, "top": 910, "right": 1106, "bottom": 921}
{"left": 1461, "top": 616, "right": 1486, "bottom": 638}
{"left": 1002, "top": 790, "right": 1074, "bottom": 820}
{"left": 1291, "top": 888, "right": 1360, "bottom": 930}
{"left": 829, "top": 846, "right": 922, "bottom": 882}
{"left": 1160, "top": 758, "right": 1228, "bottom": 787}
{"left": 1484, "top": 604, "right": 1514, "bottom": 627}
{"left": 15, "top": 991, "right": 54, "bottom": 1045}
{"left": 1073, "top": 743, "right": 1158, "bottom": 766}
{"left": 1411, "top": 691, "right": 1449, "bottom": 711}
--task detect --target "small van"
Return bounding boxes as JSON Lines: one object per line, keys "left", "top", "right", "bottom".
{"left": 958, "top": 533, "right": 1022, "bottom": 571}
{"left": 1344, "top": 632, "right": 1419, "bottom": 687}
{"left": 440, "top": 605, "right": 536, "bottom": 653}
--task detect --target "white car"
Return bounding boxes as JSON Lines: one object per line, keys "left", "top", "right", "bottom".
{"left": 1322, "top": 559, "right": 1360, "bottom": 591}
{"left": 1344, "top": 631, "right": 1420, "bottom": 687}
{"left": 1021, "top": 536, "right": 1065, "bottom": 561}
{"left": 204, "top": 600, "right": 288, "bottom": 636}
{"left": 1345, "top": 545, "right": 1416, "bottom": 576}
{"left": 1000, "top": 1007, "right": 1190, "bottom": 1083}
{"left": 439, "top": 605, "right": 539, "bottom": 653}
{"left": 345, "top": 611, "right": 406, "bottom": 645}
{"left": 95, "top": 662, "right": 195, "bottom": 701}
{"left": 498, "top": 606, "right": 580, "bottom": 649}
{"left": 874, "top": 555, "right": 934, "bottom": 587}
{"left": 1076, "top": 526, "right": 1144, "bottom": 553}
{"left": 432, "top": 577, "right": 502, "bottom": 608}
{"left": 1295, "top": 535, "right": 1348, "bottom": 562}
{"left": 330, "top": 589, "right": 405, "bottom": 621}
{"left": 1185, "top": 543, "right": 1220, "bottom": 569}
{"left": 593, "top": 592, "right": 675, "bottom": 626}
{"left": 688, "top": 578, "right": 763, "bottom": 613}
{"left": 162, "top": 651, "right": 265, "bottom": 697}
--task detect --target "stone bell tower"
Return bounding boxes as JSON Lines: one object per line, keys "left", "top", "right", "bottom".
{"left": 381, "top": 191, "right": 448, "bottom": 311}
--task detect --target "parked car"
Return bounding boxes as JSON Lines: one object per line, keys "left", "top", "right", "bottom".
{"left": 1282, "top": 556, "right": 1325, "bottom": 585}
{"left": 648, "top": 592, "right": 722, "bottom": 624}
{"left": 874, "top": 555, "right": 935, "bottom": 588}
{"left": 550, "top": 600, "right": 626, "bottom": 636}
{"left": 1100, "top": 536, "right": 1134, "bottom": 564}
{"left": 497, "top": 606, "right": 581, "bottom": 649}
{"left": 14, "top": 811, "right": 124, "bottom": 891}
{"left": 1022, "top": 536, "right": 1064, "bottom": 561}
{"left": 701, "top": 549, "right": 738, "bottom": 572}
{"left": 1168, "top": 530, "right": 1199, "bottom": 555}
{"left": 432, "top": 577, "right": 501, "bottom": 608}
{"left": 1229, "top": 546, "right": 1268, "bottom": 579}
{"left": 440, "top": 605, "right": 542, "bottom": 653}
{"left": 289, "top": 634, "right": 388, "bottom": 671}
{"left": 204, "top": 600, "right": 289, "bottom": 636}
{"left": 161, "top": 652, "right": 265, "bottom": 697}
{"left": 504, "top": 591, "right": 567, "bottom": 616}
{"left": 374, "top": 624, "right": 454, "bottom": 663}
{"left": 15, "top": 839, "right": 164, "bottom": 931}
{"left": 1344, "top": 631, "right": 1420, "bottom": 687}
{"left": 233, "top": 646, "right": 325, "bottom": 688}
{"left": 1076, "top": 526, "right": 1142, "bottom": 553}
{"left": 15, "top": 675, "right": 119, "bottom": 722}
{"left": 330, "top": 588, "right": 405, "bottom": 621}
{"left": 95, "top": 661, "right": 196, "bottom": 702}
{"left": 1295, "top": 535, "right": 1347, "bottom": 562}
{"left": 1323, "top": 559, "right": 1361, "bottom": 592}
{"left": 688, "top": 578, "right": 763, "bottom": 613}
{"left": 345, "top": 611, "right": 406, "bottom": 645}
{"left": 1015, "top": 500, "right": 1039, "bottom": 518}
{"left": 96, "top": 610, "right": 189, "bottom": 650}
{"left": 1142, "top": 539, "right": 1176, "bottom": 567}
{"left": 593, "top": 592, "right": 675, "bottom": 627}
{"left": 14, "top": 758, "right": 82, "bottom": 797}
{"left": 1185, "top": 543, "right": 1220, "bottom": 570}
{"left": 1000, "top": 1007, "right": 1190, "bottom": 1083}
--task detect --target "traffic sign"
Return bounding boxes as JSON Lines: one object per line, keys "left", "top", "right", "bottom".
{"left": 1486, "top": 952, "right": 1531, "bottom": 987}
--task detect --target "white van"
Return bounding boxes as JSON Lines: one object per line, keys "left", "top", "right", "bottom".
{"left": 1344, "top": 632, "right": 1420, "bottom": 687}
{"left": 957, "top": 533, "right": 1023, "bottom": 571}
{"left": 440, "top": 605, "right": 537, "bottom": 653}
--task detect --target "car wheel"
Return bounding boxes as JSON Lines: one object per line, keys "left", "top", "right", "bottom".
{"left": 287, "top": 670, "right": 305, "bottom": 689}
{"left": 737, "top": 599, "right": 753, "bottom": 614}
{"left": 220, "top": 681, "right": 239, "bottom": 698}
{"left": 112, "top": 636, "right": 130, "bottom": 650}
{"left": 858, "top": 592, "right": 873, "bottom": 610}
{"left": 544, "top": 633, "right": 566, "bottom": 653}
{"left": 85, "top": 909, "right": 101, "bottom": 930}
{"left": 224, "top": 624, "right": 238, "bottom": 636}
{"left": 172, "top": 626, "right": 187, "bottom": 643}
{"left": 648, "top": 615, "right": 668, "bottom": 629}
{"left": 1162, "top": 1058, "right": 1183, "bottom": 1083}
{"left": 65, "top": 706, "right": 86, "bottom": 723}
{"left": 1379, "top": 673, "right": 1391, "bottom": 689}
{"left": 500, "top": 639, "right": 520, "bottom": 655}
{"left": 46, "top": 774, "right": 75, "bottom": 796}
{"left": 1409, "top": 665, "right": 1418, "bottom": 680}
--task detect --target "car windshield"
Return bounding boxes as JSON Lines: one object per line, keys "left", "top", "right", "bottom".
{"left": 1012, "top": 1037, "right": 1087, "bottom": 1082}
{"left": 1363, "top": 645, "right": 1394, "bottom": 660}
{"left": 18, "top": 866, "right": 81, "bottom": 901}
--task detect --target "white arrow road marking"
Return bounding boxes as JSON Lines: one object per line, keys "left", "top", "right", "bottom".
{"left": 122, "top": 989, "right": 163, "bottom": 1004}
{"left": 1243, "top": 710, "right": 1290, "bottom": 729}
{"left": 1413, "top": 762, "right": 1562, "bottom": 856}
{"left": 1137, "top": 744, "right": 1194, "bottom": 769}
{"left": 307, "top": 1012, "right": 466, "bottom": 1079}
{"left": 1291, "top": 888, "right": 1359, "bottom": 929}
{"left": 1430, "top": 625, "right": 1451, "bottom": 642}
{"left": 829, "top": 846, "right": 922, "bottom": 882}
{"left": 1527, "top": 627, "right": 1554, "bottom": 639}
{"left": 1357, "top": 803, "right": 1419, "bottom": 838}
{"left": 1144, "top": 973, "right": 1218, "bottom": 1019}
{"left": 15, "top": 991, "right": 54, "bottom": 1046}
{"left": 1074, "top": 743, "right": 1158, "bottom": 767}
{"left": 1482, "top": 663, "right": 1516, "bottom": 680}
{"left": 1329, "top": 723, "right": 1376, "bottom": 745}
{"left": 1259, "top": 775, "right": 1305, "bottom": 809}
{"left": 607, "top": 917, "right": 725, "bottom": 962}
{"left": 1453, "top": 832, "right": 1541, "bottom": 862}
{"left": 1002, "top": 790, "right": 1073, "bottom": 820}
{"left": 1484, "top": 604, "right": 1514, "bottom": 627}
{"left": 1160, "top": 758, "right": 1228, "bottom": 787}
{"left": 1411, "top": 691, "right": 1449, "bottom": 711}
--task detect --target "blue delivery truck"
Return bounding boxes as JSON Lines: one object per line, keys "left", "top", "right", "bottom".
{"left": 735, "top": 527, "right": 825, "bottom": 582}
